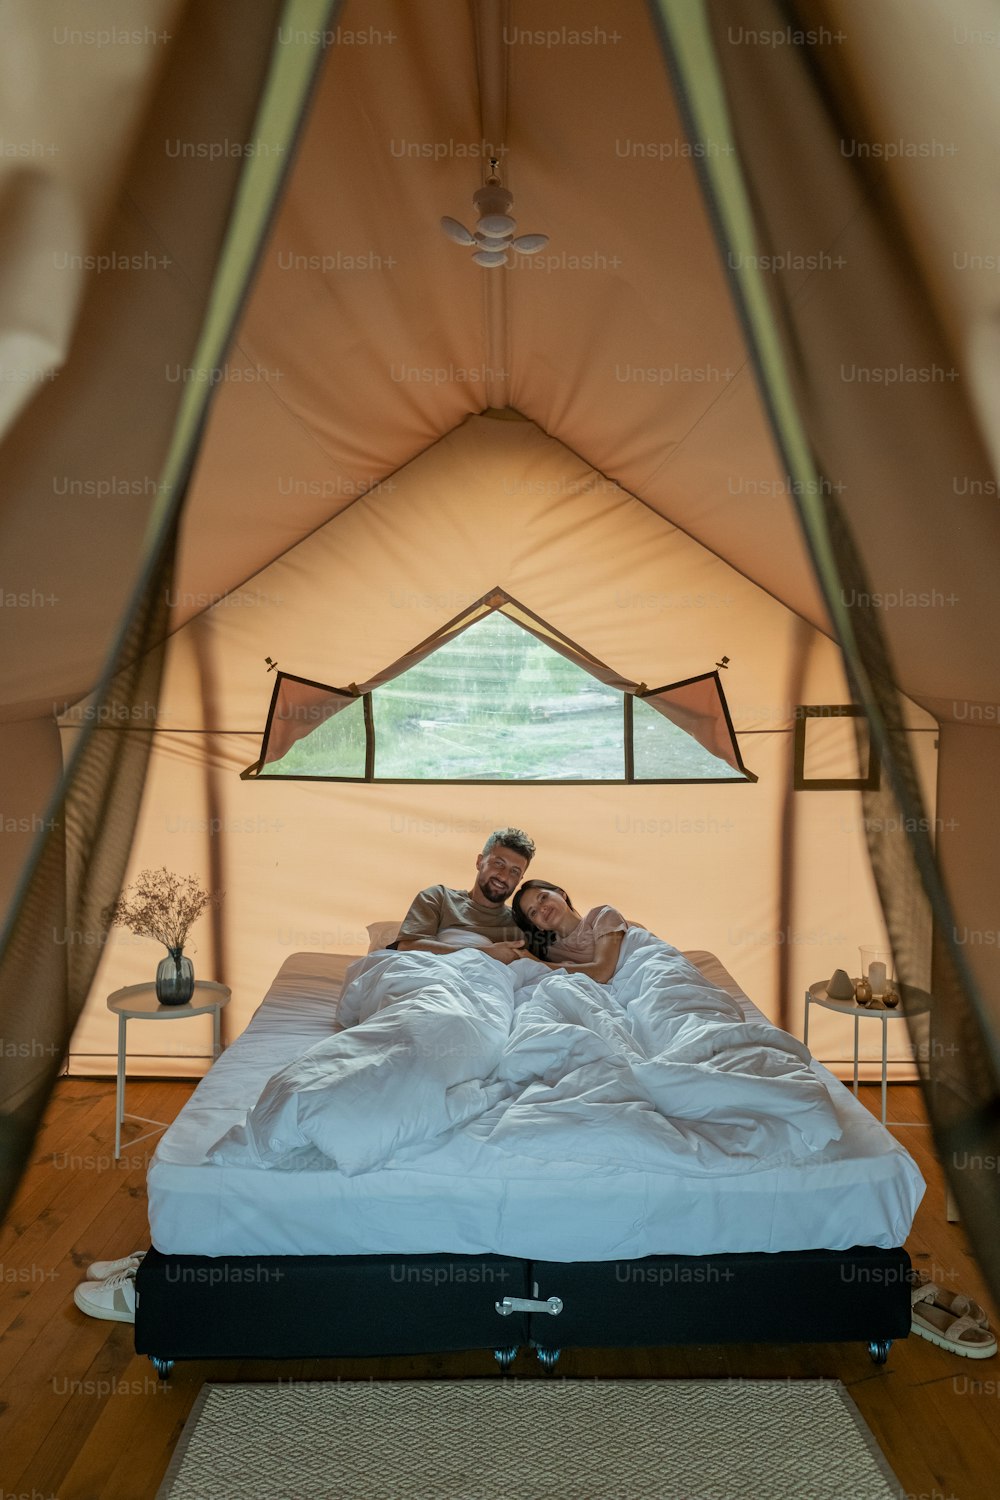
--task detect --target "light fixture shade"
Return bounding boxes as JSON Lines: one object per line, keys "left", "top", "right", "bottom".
{"left": 511, "top": 234, "right": 549, "bottom": 253}
{"left": 443, "top": 173, "right": 549, "bottom": 269}
{"left": 440, "top": 216, "right": 476, "bottom": 246}
{"left": 473, "top": 184, "right": 514, "bottom": 217}
{"left": 478, "top": 213, "right": 516, "bottom": 238}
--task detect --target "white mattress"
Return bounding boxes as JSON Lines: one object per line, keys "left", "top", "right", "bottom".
{"left": 148, "top": 950, "right": 925, "bottom": 1259}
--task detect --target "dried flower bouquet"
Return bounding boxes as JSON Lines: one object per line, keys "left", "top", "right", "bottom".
{"left": 104, "top": 868, "right": 222, "bottom": 952}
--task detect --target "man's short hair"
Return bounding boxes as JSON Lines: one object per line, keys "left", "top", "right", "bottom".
{"left": 482, "top": 828, "right": 535, "bottom": 864}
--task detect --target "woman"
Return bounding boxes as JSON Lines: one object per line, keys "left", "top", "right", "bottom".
{"left": 511, "top": 880, "right": 629, "bottom": 984}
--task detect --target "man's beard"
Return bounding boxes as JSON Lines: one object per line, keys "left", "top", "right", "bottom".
{"left": 481, "top": 876, "right": 510, "bottom": 904}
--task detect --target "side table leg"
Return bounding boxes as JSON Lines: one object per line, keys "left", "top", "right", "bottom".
{"left": 115, "top": 1015, "right": 126, "bottom": 1160}
{"left": 803, "top": 995, "right": 810, "bottom": 1049}
{"left": 881, "top": 1017, "right": 888, "bottom": 1125}
{"left": 853, "top": 1016, "right": 860, "bottom": 1097}
{"left": 213, "top": 1004, "right": 221, "bottom": 1061}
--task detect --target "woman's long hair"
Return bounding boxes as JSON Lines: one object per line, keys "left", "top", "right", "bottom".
{"left": 511, "top": 879, "right": 575, "bottom": 960}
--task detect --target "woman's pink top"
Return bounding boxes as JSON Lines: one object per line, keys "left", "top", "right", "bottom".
{"left": 546, "top": 905, "right": 629, "bottom": 963}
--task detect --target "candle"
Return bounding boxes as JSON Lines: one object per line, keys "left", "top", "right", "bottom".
{"left": 868, "top": 961, "right": 887, "bottom": 995}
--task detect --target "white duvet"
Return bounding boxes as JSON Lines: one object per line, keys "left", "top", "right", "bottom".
{"left": 207, "top": 929, "right": 842, "bottom": 1175}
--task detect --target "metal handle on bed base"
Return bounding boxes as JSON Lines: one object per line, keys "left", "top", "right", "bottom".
{"left": 495, "top": 1295, "right": 563, "bottom": 1316}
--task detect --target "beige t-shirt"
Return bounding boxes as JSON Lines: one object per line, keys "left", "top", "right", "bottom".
{"left": 546, "top": 905, "right": 629, "bottom": 963}
{"left": 397, "top": 885, "right": 521, "bottom": 945}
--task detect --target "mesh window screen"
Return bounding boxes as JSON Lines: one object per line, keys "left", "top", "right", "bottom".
{"left": 261, "top": 685, "right": 366, "bottom": 777}
{"left": 0, "top": 545, "right": 172, "bottom": 1219}
{"left": 633, "top": 695, "right": 745, "bottom": 780}
{"left": 250, "top": 609, "right": 753, "bottom": 783}
{"left": 372, "top": 613, "right": 624, "bottom": 781}
{"left": 0, "top": 0, "right": 338, "bottom": 1224}
{"left": 652, "top": 0, "right": 1000, "bottom": 1300}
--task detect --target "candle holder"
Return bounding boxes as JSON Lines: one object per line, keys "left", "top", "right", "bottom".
{"left": 859, "top": 946, "right": 894, "bottom": 1000}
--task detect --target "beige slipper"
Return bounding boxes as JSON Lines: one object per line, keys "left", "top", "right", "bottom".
{"left": 911, "top": 1285, "right": 997, "bottom": 1358}
{"left": 912, "top": 1271, "right": 990, "bottom": 1328}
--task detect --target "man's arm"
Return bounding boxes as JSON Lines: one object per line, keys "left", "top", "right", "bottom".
{"left": 394, "top": 887, "right": 451, "bottom": 951}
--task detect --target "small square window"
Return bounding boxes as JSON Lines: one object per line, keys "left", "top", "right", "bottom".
{"left": 793, "top": 705, "right": 880, "bottom": 791}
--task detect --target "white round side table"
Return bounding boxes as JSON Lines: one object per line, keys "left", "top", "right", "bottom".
{"left": 804, "top": 981, "right": 930, "bottom": 1126}
{"left": 106, "top": 981, "right": 231, "bottom": 1159}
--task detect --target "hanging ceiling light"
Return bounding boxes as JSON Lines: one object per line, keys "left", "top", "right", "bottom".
{"left": 440, "top": 159, "right": 549, "bottom": 268}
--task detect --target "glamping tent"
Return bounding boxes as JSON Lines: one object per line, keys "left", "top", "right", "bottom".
{"left": 1, "top": 0, "right": 999, "bottom": 1300}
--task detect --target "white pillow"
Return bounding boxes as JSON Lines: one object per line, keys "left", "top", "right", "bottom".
{"left": 436, "top": 927, "right": 492, "bottom": 949}
{"left": 367, "top": 920, "right": 401, "bottom": 952}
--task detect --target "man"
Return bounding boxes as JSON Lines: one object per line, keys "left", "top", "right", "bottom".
{"left": 395, "top": 828, "right": 535, "bottom": 963}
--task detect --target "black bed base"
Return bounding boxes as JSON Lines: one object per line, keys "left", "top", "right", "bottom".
{"left": 135, "top": 1244, "right": 911, "bottom": 1375}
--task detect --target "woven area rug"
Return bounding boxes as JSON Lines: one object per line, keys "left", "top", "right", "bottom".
{"left": 156, "top": 1378, "right": 903, "bottom": 1500}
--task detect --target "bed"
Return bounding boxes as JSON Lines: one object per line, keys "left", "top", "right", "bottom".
{"left": 134, "top": 942, "right": 923, "bottom": 1375}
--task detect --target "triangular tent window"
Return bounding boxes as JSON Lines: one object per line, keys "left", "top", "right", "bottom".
{"left": 246, "top": 590, "right": 754, "bottom": 783}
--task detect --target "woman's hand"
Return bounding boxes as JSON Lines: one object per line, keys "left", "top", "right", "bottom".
{"left": 547, "top": 930, "right": 624, "bottom": 984}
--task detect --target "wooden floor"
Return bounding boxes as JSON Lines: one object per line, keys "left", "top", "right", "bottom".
{"left": 1, "top": 1079, "right": 999, "bottom": 1499}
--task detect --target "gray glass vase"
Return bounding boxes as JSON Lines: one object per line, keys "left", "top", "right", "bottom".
{"left": 156, "top": 946, "right": 195, "bottom": 1005}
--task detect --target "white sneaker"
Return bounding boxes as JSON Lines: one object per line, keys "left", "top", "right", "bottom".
{"left": 73, "top": 1267, "right": 137, "bottom": 1323}
{"left": 86, "top": 1250, "right": 145, "bottom": 1282}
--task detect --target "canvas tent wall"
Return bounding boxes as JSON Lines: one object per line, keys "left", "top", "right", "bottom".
{"left": 1, "top": 0, "right": 999, "bottom": 1287}
{"left": 63, "top": 410, "right": 937, "bottom": 1070}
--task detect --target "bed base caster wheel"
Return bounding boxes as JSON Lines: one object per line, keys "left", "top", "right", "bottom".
{"left": 867, "top": 1339, "right": 891, "bottom": 1365}
{"left": 493, "top": 1346, "right": 519, "bottom": 1369}
{"left": 149, "top": 1355, "right": 174, "bottom": 1379}
{"left": 536, "top": 1348, "right": 561, "bottom": 1369}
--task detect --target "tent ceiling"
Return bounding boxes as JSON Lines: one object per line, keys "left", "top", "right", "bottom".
{"left": 6, "top": 1, "right": 995, "bottom": 724}
{"left": 173, "top": 0, "right": 834, "bottom": 642}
